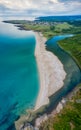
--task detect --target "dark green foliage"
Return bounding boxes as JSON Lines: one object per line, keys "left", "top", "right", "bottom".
{"left": 50, "top": 25, "right": 55, "bottom": 31}
{"left": 68, "top": 21, "right": 81, "bottom": 27}
{"left": 59, "top": 34, "right": 81, "bottom": 69}
{"left": 39, "top": 88, "right": 81, "bottom": 130}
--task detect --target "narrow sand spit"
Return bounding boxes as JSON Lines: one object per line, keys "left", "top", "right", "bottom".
{"left": 34, "top": 32, "right": 66, "bottom": 110}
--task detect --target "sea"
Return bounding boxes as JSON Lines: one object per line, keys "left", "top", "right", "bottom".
{"left": 0, "top": 21, "right": 39, "bottom": 130}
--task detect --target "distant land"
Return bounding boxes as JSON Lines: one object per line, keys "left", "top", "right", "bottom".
{"left": 4, "top": 15, "right": 81, "bottom": 39}
{"left": 36, "top": 15, "right": 81, "bottom": 22}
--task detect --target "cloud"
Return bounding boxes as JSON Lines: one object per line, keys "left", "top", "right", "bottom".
{"left": 0, "top": 0, "right": 81, "bottom": 18}
{"left": 0, "top": 0, "right": 34, "bottom": 10}
{"left": 50, "top": 0, "right": 59, "bottom": 3}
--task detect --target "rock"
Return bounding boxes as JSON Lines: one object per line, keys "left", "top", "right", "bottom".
{"left": 35, "top": 114, "right": 48, "bottom": 127}
{"left": 56, "top": 102, "right": 63, "bottom": 113}
{"left": 20, "top": 122, "right": 34, "bottom": 130}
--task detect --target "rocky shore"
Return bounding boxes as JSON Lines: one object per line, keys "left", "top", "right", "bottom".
{"left": 19, "top": 85, "right": 81, "bottom": 130}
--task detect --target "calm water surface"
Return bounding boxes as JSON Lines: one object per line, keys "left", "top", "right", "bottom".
{"left": 0, "top": 22, "right": 39, "bottom": 130}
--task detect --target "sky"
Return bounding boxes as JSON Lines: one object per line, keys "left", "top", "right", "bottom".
{"left": 0, "top": 0, "right": 81, "bottom": 19}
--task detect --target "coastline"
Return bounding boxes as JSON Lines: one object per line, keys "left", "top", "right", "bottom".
{"left": 15, "top": 31, "right": 81, "bottom": 130}
{"left": 15, "top": 32, "right": 67, "bottom": 129}
{"left": 2, "top": 21, "right": 81, "bottom": 130}
{"left": 34, "top": 32, "right": 66, "bottom": 110}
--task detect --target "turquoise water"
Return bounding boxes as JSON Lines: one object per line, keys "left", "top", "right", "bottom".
{"left": 0, "top": 22, "right": 39, "bottom": 130}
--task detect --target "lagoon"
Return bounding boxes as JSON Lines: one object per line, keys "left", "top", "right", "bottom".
{"left": 43, "top": 35, "right": 81, "bottom": 113}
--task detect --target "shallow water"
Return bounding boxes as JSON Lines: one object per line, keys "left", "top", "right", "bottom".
{"left": 0, "top": 22, "right": 39, "bottom": 130}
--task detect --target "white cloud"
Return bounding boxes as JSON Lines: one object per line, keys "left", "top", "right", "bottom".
{"left": 50, "top": 0, "right": 59, "bottom": 3}
{"left": 0, "top": 0, "right": 81, "bottom": 17}
{"left": 0, "top": 0, "right": 35, "bottom": 10}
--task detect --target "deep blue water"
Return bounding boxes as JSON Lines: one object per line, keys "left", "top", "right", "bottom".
{"left": 0, "top": 22, "right": 39, "bottom": 130}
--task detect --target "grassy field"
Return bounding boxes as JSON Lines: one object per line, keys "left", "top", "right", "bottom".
{"left": 18, "top": 22, "right": 75, "bottom": 39}
{"left": 19, "top": 22, "right": 81, "bottom": 39}
{"left": 22, "top": 24, "right": 50, "bottom": 32}
{"left": 55, "top": 22, "right": 72, "bottom": 31}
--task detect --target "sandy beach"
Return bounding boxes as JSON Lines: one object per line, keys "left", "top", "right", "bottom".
{"left": 34, "top": 32, "right": 66, "bottom": 110}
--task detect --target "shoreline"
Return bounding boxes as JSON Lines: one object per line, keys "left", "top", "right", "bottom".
{"left": 15, "top": 31, "right": 67, "bottom": 129}
{"left": 15, "top": 31, "right": 81, "bottom": 130}
{"left": 34, "top": 32, "right": 66, "bottom": 110}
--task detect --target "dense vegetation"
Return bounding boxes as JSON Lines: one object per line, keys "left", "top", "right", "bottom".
{"left": 37, "top": 15, "right": 81, "bottom": 22}
{"left": 39, "top": 85, "right": 81, "bottom": 130}
{"left": 59, "top": 34, "right": 81, "bottom": 69}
